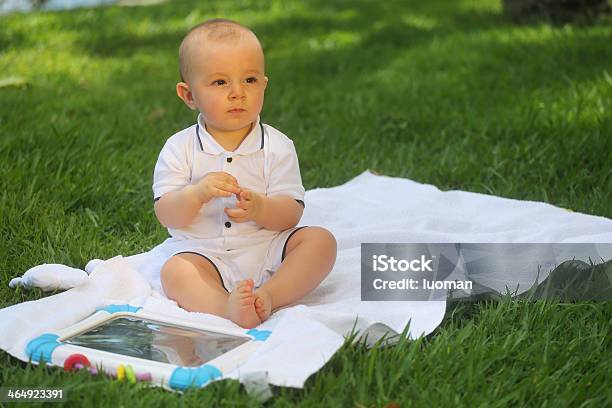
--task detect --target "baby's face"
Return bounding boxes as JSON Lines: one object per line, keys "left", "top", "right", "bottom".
{"left": 186, "top": 35, "right": 267, "bottom": 136}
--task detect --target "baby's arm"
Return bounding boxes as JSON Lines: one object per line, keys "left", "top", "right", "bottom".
{"left": 155, "top": 172, "right": 241, "bottom": 228}
{"left": 225, "top": 190, "right": 303, "bottom": 231}
{"left": 154, "top": 184, "right": 205, "bottom": 228}
{"left": 255, "top": 195, "right": 303, "bottom": 231}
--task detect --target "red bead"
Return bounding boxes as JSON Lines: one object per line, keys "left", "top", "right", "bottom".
{"left": 63, "top": 354, "right": 90, "bottom": 372}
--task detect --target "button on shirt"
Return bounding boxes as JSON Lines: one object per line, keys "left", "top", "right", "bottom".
{"left": 152, "top": 115, "right": 305, "bottom": 251}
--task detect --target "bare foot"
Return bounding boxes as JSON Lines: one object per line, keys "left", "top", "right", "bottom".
{"left": 253, "top": 287, "right": 272, "bottom": 322}
{"left": 226, "top": 280, "right": 261, "bottom": 329}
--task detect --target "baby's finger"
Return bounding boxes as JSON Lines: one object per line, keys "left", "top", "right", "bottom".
{"left": 212, "top": 188, "right": 232, "bottom": 197}
{"left": 223, "top": 173, "right": 239, "bottom": 187}
{"left": 213, "top": 180, "right": 240, "bottom": 195}
{"left": 228, "top": 214, "right": 249, "bottom": 223}
{"left": 226, "top": 212, "right": 249, "bottom": 223}
{"left": 224, "top": 207, "right": 247, "bottom": 218}
{"left": 222, "top": 182, "right": 241, "bottom": 194}
{"left": 240, "top": 190, "right": 252, "bottom": 201}
{"left": 224, "top": 207, "right": 249, "bottom": 223}
{"left": 236, "top": 199, "right": 251, "bottom": 210}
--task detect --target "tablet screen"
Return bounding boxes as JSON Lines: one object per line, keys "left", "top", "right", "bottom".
{"left": 63, "top": 316, "right": 249, "bottom": 367}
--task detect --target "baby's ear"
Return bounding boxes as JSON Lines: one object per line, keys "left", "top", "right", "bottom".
{"left": 176, "top": 82, "right": 197, "bottom": 110}
{"left": 263, "top": 76, "right": 269, "bottom": 89}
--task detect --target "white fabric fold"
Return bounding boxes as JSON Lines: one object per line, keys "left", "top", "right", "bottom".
{"left": 9, "top": 264, "right": 89, "bottom": 291}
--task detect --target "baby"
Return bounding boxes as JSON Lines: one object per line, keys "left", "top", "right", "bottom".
{"left": 153, "top": 19, "right": 337, "bottom": 329}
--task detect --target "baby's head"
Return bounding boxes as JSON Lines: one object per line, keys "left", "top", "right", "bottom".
{"left": 176, "top": 19, "right": 268, "bottom": 136}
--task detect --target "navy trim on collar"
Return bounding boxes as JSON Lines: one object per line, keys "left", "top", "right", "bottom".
{"left": 259, "top": 122, "right": 265, "bottom": 149}
{"left": 195, "top": 124, "right": 204, "bottom": 152}
{"left": 195, "top": 121, "right": 265, "bottom": 153}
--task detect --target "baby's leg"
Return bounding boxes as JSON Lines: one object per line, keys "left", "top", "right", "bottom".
{"left": 160, "top": 253, "right": 261, "bottom": 328}
{"left": 254, "top": 227, "right": 337, "bottom": 321}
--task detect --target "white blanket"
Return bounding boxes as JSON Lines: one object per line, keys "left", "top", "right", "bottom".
{"left": 1, "top": 171, "right": 611, "bottom": 391}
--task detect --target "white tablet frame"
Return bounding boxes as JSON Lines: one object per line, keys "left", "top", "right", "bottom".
{"left": 25, "top": 304, "right": 271, "bottom": 390}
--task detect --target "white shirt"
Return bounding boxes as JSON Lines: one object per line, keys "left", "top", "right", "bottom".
{"left": 152, "top": 114, "right": 305, "bottom": 251}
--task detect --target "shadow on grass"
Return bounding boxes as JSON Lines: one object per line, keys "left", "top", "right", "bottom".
{"left": 1, "top": 0, "right": 611, "bottom": 217}
{"left": 5, "top": 0, "right": 610, "bottom": 125}
{"left": 62, "top": 0, "right": 610, "bottom": 126}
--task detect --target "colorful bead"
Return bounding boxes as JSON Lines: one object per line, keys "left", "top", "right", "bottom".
{"left": 63, "top": 354, "right": 90, "bottom": 372}
{"left": 116, "top": 364, "right": 125, "bottom": 381}
{"left": 125, "top": 365, "right": 136, "bottom": 384}
{"left": 136, "top": 372, "right": 152, "bottom": 382}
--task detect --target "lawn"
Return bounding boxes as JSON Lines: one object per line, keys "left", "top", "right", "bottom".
{"left": 1, "top": 0, "right": 611, "bottom": 406}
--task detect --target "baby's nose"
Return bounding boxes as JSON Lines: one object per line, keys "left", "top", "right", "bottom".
{"left": 229, "top": 84, "right": 246, "bottom": 98}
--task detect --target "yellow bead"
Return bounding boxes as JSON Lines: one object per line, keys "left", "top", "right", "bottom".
{"left": 116, "top": 364, "right": 125, "bottom": 381}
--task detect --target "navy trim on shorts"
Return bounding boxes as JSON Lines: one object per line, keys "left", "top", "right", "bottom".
{"left": 174, "top": 251, "right": 229, "bottom": 293}
{"left": 281, "top": 226, "right": 308, "bottom": 261}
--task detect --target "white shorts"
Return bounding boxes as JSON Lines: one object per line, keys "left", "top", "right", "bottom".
{"left": 170, "top": 226, "right": 307, "bottom": 292}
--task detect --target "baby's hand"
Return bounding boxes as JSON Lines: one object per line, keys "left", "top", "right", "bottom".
{"left": 224, "top": 189, "right": 264, "bottom": 223}
{"left": 195, "top": 172, "right": 241, "bottom": 203}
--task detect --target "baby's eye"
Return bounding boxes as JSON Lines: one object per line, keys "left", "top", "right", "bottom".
{"left": 245, "top": 77, "right": 258, "bottom": 84}
{"left": 212, "top": 79, "right": 226, "bottom": 86}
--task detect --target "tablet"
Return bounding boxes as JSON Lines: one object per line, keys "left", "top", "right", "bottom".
{"left": 25, "top": 304, "right": 271, "bottom": 390}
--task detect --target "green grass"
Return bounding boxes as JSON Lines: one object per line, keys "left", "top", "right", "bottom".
{"left": 1, "top": 0, "right": 611, "bottom": 405}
